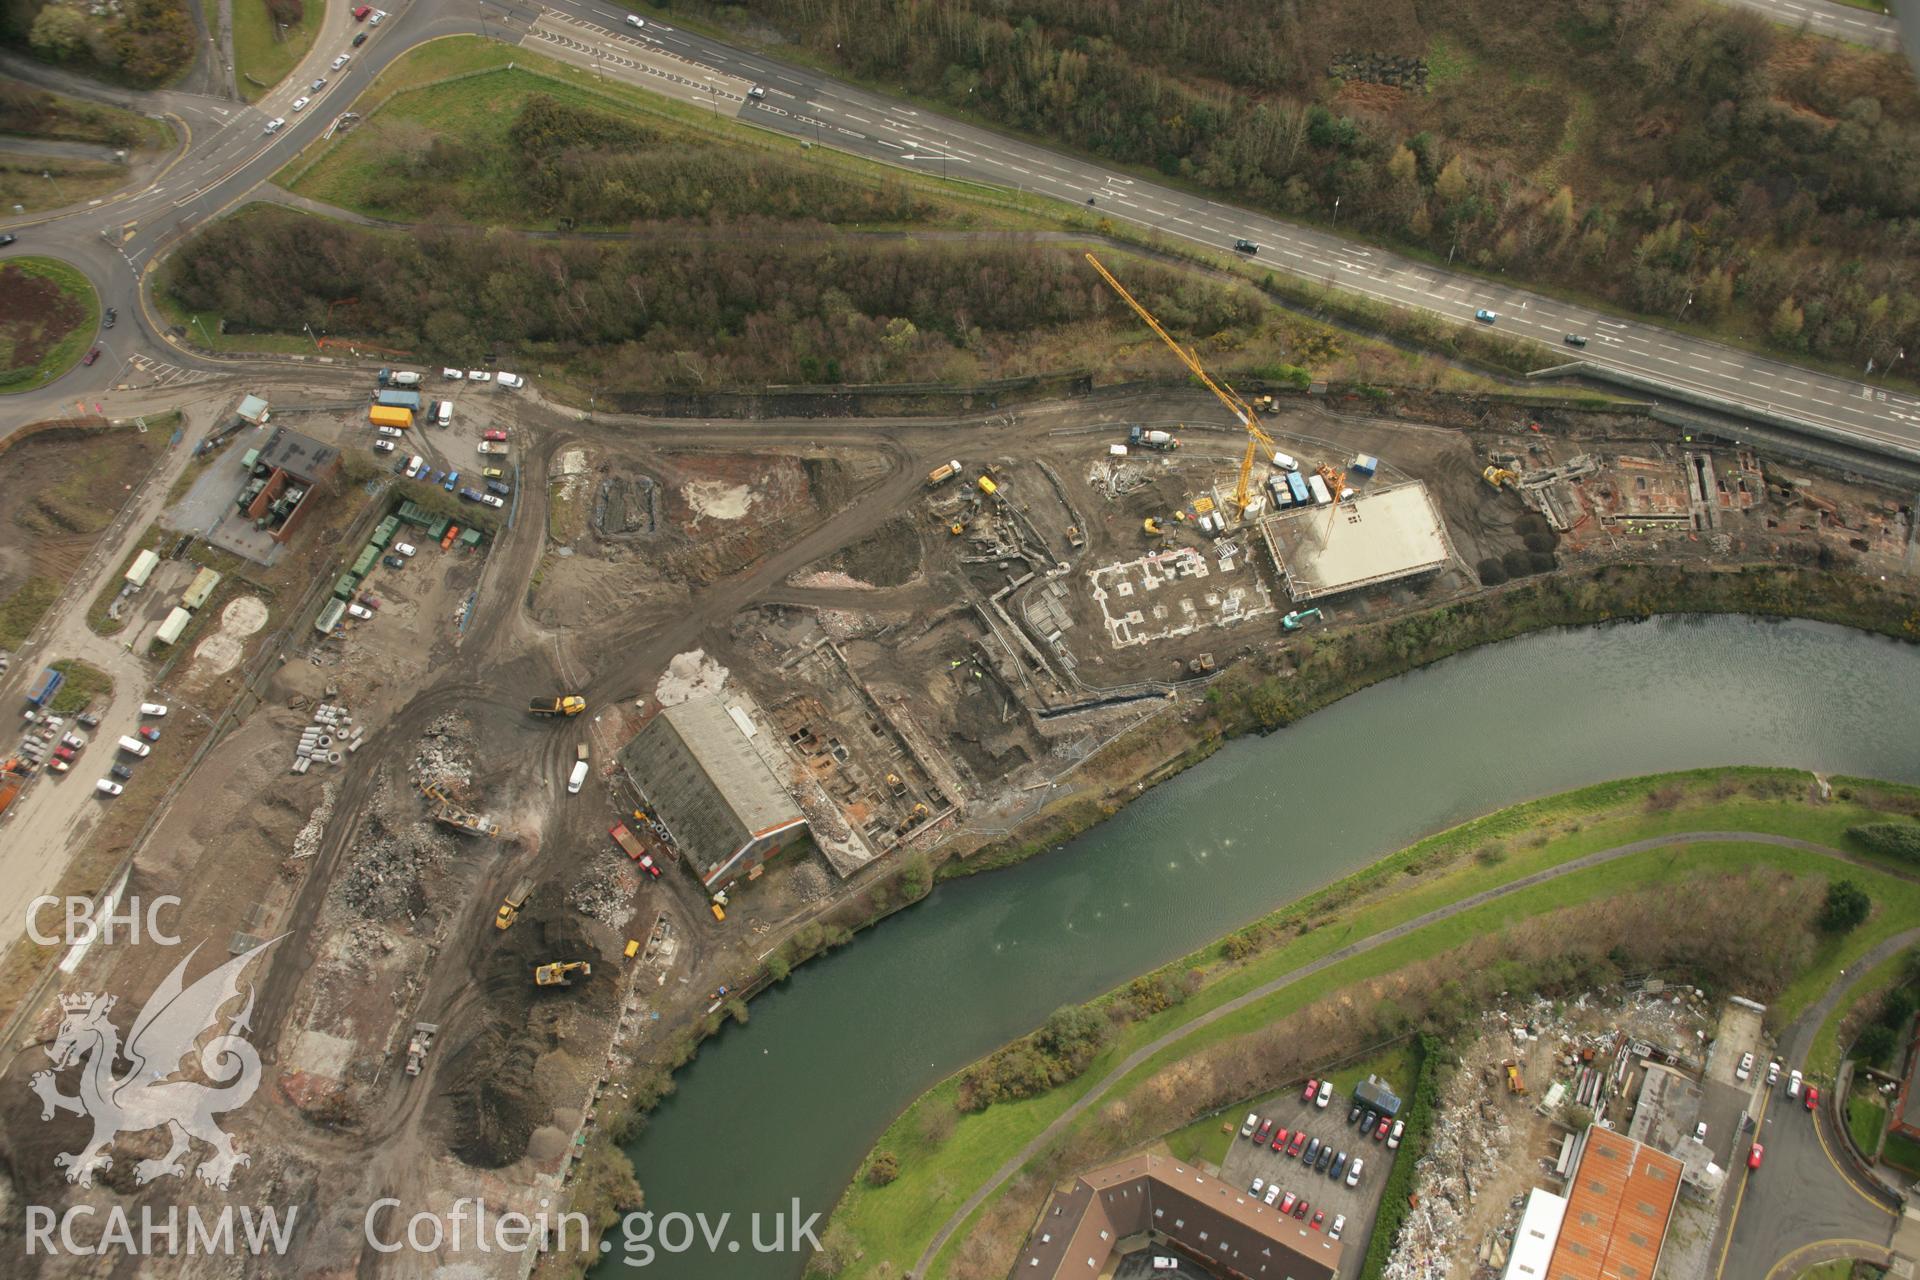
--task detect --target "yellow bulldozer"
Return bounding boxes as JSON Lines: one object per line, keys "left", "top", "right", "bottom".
{"left": 534, "top": 960, "right": 591, "bottom": 987}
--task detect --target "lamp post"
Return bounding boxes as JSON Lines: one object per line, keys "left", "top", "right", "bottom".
{"left": 1331, "top": 196, "right": 1340, "bottom": 229}
{"left": 41, "top": 170, "right": 65, "bottom": 203}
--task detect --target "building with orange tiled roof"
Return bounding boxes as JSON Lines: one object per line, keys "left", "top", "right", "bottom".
{"left": 1545, "top": 1126, "right": 1683, "bottom": 1280}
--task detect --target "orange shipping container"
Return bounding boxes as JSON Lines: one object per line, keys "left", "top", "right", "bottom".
{"left": 369, "top": 405, "right": 413, "bottom": 429}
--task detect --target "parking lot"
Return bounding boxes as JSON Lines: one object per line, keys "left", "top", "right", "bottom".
{"left": 1218, "top": 1086, "right": 1395, "bottom": 1277}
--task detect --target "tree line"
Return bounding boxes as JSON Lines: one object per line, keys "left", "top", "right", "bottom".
{"left": 166, "top": 205, "right": 1268, "bottom": 387}
{"left": 682, "top": 0, "right": 1920, "bottom": 373}
{"left": 11, "top": 0, "right": 193, "bottom": 86}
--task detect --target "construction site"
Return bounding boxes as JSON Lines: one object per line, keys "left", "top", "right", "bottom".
{"left": 1, "top": 249, "right": 1918, "bottom": 1279}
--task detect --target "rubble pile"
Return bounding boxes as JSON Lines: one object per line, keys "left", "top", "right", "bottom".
{"left": 334, "top": 774, "right": 457, "bottom": 922}
{"left": 409, "top": 713, "right": 476, "bottom": 792}
{"left": 786, "top": 859, "right": 832, "bottom": 905}
{"left": 291, "top": 782, "right": 338, "bottom": 860}
{"left": 566, "top": 848, "right": 637, "bottom": 930}
{"left": 1388, "top": 1035, "right": 1517, "bottom": 1279}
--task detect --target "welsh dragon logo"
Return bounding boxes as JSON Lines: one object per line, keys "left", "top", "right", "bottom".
{"left": 30, "top": 939, "right": 280, "bottom": 1189}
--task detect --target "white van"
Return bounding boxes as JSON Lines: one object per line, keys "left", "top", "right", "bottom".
{"left": 567, "top": 760, "right": 589, "bottom": 794}
{"left": 1271, "top": 451, "right": 1299, "bottom": 471}
{"left": 436, "top": 400, "right": 452, "bottom": 427}
{"left": 496, "top": 372, "right": 524, "bottom": 389}
{"left": 117, "top": 736, "right": 151, "bottom": 757}
{"left": 404, "top": 454, "right": 425, "bottom": 478}
{"left": 442, "top": 368, "right": 464, "bottom": 381}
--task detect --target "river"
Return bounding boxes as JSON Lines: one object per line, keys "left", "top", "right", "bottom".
{"left": 602, "top": 616, "right": 1920, "bottom": 1278}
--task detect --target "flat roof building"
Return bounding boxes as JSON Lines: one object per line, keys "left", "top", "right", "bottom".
{"left": 1545, "top": 1127, "right": 1682, "bottom": 1280}
{"left": 124, "top": 549, "right": 160, "bottom": 588}
{"left": 1502, "top": 1188, "right": 1568, "bottom": 1280}
{"left": 244, "top": 428, "right": 341, "bottom": 545}
{"left": 1017, "top": 1152, "right": 1341, "bottom": 1280}
{"left": 1259, "top": 480, "right": 1455, "bottom": 602}
{"left": 618, "top": 696, "right": 807, "bottom": 890}
{"left": 1354, "top": 1074, "right": 1402, "bottom": 1118}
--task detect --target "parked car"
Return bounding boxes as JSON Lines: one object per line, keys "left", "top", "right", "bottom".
{"left": 1748, "top": 1143, "right": 1764, "bottom": 1169}
{"left": 1302, "top": 1137, "right": 1321, "bottom": 1164}
{"left": 1255, "top": 1119, "right": 1273, "bottom": 1145}
{"left": 374, "top": 439, "right": 396, "bottom": 454}
{"left": 1278, "top": 1192, "right": 1296, "bottom": 1215}
{"left": 1314, "top": 1145, "right": 1333, "bottom": 1173}
{"left": 377, "top": 425, "right": 404, "bottom": 438}
{"left": 1375, "top": 1116, "right": 1390, "bottom": 1140}
{"left": 83, "top": 346, "right": 101, "bottom": 366}
{"left": 495, "top": 371, "right": 524, "bottom": 388}
{"left": 1358, "top": 1108, "right": 1376, "bottom": 1132}
{"left": 352, "top": 31, "right": 367, "bottom": 46}
{"left": 353, "top": 3, "right": 370, "bottom": 16}
{"left": 1291, "top": 1198, "right": 1309, "bottom": 1220}
{"left": 1347, "top": 1104, "right": 1362, "bottom": 1126}
{"left": 1286, "top": 1130, "right": 1307, "bottom": 1157}
{"left": 567, "top": 759, "right": 589, "bottom": 793}
{"left": 48, "top": 759, "right": 70, "bottom": 774}
{"left": 346, "top": 603, "right": 374, "bottom": 620}
{"left": 394, "top": 542, "right": 417, "bottom": 557}
{"left": 482, "top": 466, "right": 504, "bottom": 479}
{"left": 1315, "top": 1080, "right": 1332, "bottom": 1109}
{"left": 139, "top": 703, "right": 167, "bottom": 716}
{"left": 1329, "top": 1151, "right": 1347, "bottom": 1180}
{"left": 1152, "top": 1261, "right": 1177, "bottom": 1273}
{"left": 1329, "top": 1214, "right": 1346, "bottom": 1242}
{"left": 382, "top": 554, "right": 405, "bottom": 569}
{"left": 1310, "top": 1210, "right": 1325, "bottom": 1232}
{"left": 1737, "top": 1052, "right": 1754, "bottom": 1081}
{"left": 1263, "top": 1184, "right": 1282, "bottom": 1206}
{"left": 1805, "top": 1085, "right": 1820, "bottom": 1111}
{"left": 484, "top": 478, "right": 512, "bottom": 497}
{"left": 1270, "top": 1126, "right": 1289, "bottom": 1153}
{"left": 443, "top": 367, "right": 464, "bottom": 380}
{"left": 403, "top": 455, "right": 425, "bottom": 478}
{"left": 467, "top": 370, "right": 491, "bottom": 382}
{"left": 1787, "top": 1069, "right": 1803, "bottom": 1098}
{"left": 53, "top": 746, "right": 75, "bottom": 763}
{"left": 1474, "top": 308, "right": 1498, "bottom": 323}
{"left": 1766, "top": 1060, "right": 1781, "bottom": 1085}
{"left": 1233, "top": 238, "right": 1258, "bottom": 254}
{"left": 1564, "top": 333, "right": 1588, "bottom": 347}
{"left": 138, "top": 725, "right": 160, "bottom": 742}
{"left": 110, "top": 763, "right": 132, "bottom": 780}
{"left": 1301, "top": 1079, "right": 1319, "bottom": 1103}
{"left": 368, "top": 8, "right": 384, "bottom": 23}
{"left": 77, "top": 712, "right": 101, "bottom": 728}
{"left": 480, "top": 493, "right": 504, "bottom": 508}
{"left": 96, "top": 779, "right": 123, "bottom": 796}
{"left": 1346, "top": 1158, "right": 1364, "bottom": 1187}
{"left": 482, "top": 428, "right": 509, "bottom": 441}
{"left": 1248, "top": 1176, "right": 1265, "bottom": 1197}
{"left": 443, "top": 470, "right": 460, "bottom": 492}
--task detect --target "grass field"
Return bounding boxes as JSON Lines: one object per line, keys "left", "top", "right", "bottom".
{"left": 1885, "top": 1129, "right": 1920, "bottom": 1176}
{"left": 0, "top": 257, "right": 99, "bottom": 394}
{"left": 0, "top": 576, "right": 59, "bottom": 648}
{"left": 47, "top": 659, "right": 113, "bottom": 716}
{"left": 232, "top": 0, "right": 326, "bottom": 103}
{"left": 1808, "top": 946, "right": 1915, "bottom": 1078}
{"left": 1846, "top": 1092, "right": 1887, "bottom": 1158}
{"left": 813, "top": 769, "right": 1920, "bottom": 1280}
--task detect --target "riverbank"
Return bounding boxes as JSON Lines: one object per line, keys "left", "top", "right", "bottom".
{"left": 826, "top": 769, "right": 1920, "bottom": 1280}
{"left": 554, "top": 567, "right": 1920, "bottom": 1275}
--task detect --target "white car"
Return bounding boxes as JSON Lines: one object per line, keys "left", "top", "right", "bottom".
{"left": 374, "top": 439, "right": 396, "bottom": 454}
{"left": 96, "top": 779, "right": 123, "bottom": 796}
{"left": 443, "top": 367, "right": 464, "bottom": 380}
{"left": 480, "top": 493, "right": 505, "bottom": 508}
{"left": 368, "top": 8, "right": 384, "bottom": 23}
{"left": 567, "top": 759, "right": 589, "bottom": 794}
{"left": 1262, "top": 1183, "right": 1282, "bottom": 1205}
{"left": 394, "top": 542, "right": 417, "bottom": 557}
{"left": 1240, "top": 1113, "right": 1257, "bottom": 1138}
{"left": 1328, "top": 1215, "right": 1346, "bottom": 1242}
{"left": 376, "top": 425, "right": 404, "bottom": 438}
{"left": 291, "top": 96, "right": 311, "bottom": 112}
{"left": 404, "top": 455, "right": 425, "bottom": 478}
{"left": 139, "top": 703, "right": 167, "bottom": 717}
{"left": 1346, "top": 1157, "right": 1364, "bottom": 1187}
{"left": 1787, "top": 1069, "right": 1803, "bottom": 1098}
{"left": 1388, "top": 1119, "right": 1404, "bottom": 1148}
{"left": 747, "top": 85, "right": 766, "bottom": 99}
{"left": 625, "top": 13, "right": 644, "bottom": 26}
{"left": 346, "top": 603, "right": 374, "bottom": 620}
{"left": 436, "top": 401, "right": 452, "bottom": 426}
{"left": 1248, "top": 1176, "right": 1264, "bottom": 1198}
{"left": 1314, "top": 1080, "right": 1332, "bottom": 1109}
{"left": 1693, "top": 1121, "right": 1708, "bottom": 1142}
{"left": 263, "top": 117, "right": 286, "bottom": 134}
{"left": 1737, "top": 1052, "right": 1754, "bottom": 1082}
{"left": 495, "top": 371, "right": 524, "bottom": 389}
{"left": 467, "top": 370, "right": 491, "bottom": 382}
{"left": 331, "top": 53, "right": 351, "bottom": 70}
{"left": 1767, "top": 1060, "right": 1781, "bottom": 1085}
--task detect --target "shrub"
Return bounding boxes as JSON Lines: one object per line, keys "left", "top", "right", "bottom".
{"left": 1850, "top": 823, "right": 1920, "bottom": 863}
{"left": 1818, "top": 880, "right": 1871, "bottom": 934}
{"left": 865, "top": 1151, "right": 899, "bottom": 1186}
{"left": 1476, "top": 557, "right": 1507, "bottom": 586}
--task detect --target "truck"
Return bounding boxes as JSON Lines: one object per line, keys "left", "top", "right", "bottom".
{"left": 1128, "top": 426, "right": 1180, "bottom": 451}
{"left": 24, "top": 666, "right": 64, "bottom": 708}
{"left": 495, "top": 879, "right": 534, "bottom": 930}
{"left": 1287, "top": 471, "right": 1311, "bottom": 505}
{"left": 477, "top": 441, "right": 508, "bottom": 455}
{"left": 369, "top": 405, "right": 413, "bottom": 430}
{"left": 404, "top": 1022, "right": 438, "bottom": 1075}
{"left": 609, "top": 822, "right": 662, "bottom": 878}
{"left": 374, "top": 390, "right": 424, "bottom": 412}
{"left": 528, "top": 695, "right": 586, "bottom": 717}
{"left": 378, "top": 368, "right": 424, "bottom": 388}
{"left": 927, "top": 459, "right": 963, "bottom": 487}
{"left": 1307, "top": 474, "right": 1332, "bottom": 505}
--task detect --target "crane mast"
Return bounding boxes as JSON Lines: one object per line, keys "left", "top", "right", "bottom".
{"left": 1085, "top": 252, "right": 1275, "bottom": 517}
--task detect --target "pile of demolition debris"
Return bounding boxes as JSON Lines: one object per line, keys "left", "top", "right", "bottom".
{"left": 567, "top": 846, "right": 638, "bottom": 930}
{"left": 333, "top": 773, "right": 458, "bottom": 924}
{"left": 409, "top": 712, "right": 476, "bottom": 792}
{"left": 291, "top": 700, "right": 362, "bottom": 773}
{"left": 291, "top": 782, "right": 338, "bottom": 860}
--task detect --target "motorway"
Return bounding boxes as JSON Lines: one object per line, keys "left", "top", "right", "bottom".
{"left": 4, "top": 0, "right": 1920, "bottom": 460}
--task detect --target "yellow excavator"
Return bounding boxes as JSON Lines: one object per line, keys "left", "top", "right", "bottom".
{"left": 1087, "top": 253, "right": 1275, "bottom": 519}
{"left": 1484, "top": 465, "right": 1519, "bottom": 491}
{"left": 534, "top": 960, "right": 591, "bottom": 987}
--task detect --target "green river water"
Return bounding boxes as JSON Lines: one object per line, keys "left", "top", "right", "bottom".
{"left": 600, "top": 616, "right": 1920, "bottom": 1278}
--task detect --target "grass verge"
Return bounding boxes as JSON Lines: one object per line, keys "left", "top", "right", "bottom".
{"left": 1885, "top": 1129, "right": 1920, "bottom": 1176}
{"left": 1846, "top": 1091, "right": 1887, "bottom": 1157}
{"left": 0, "top": 257, "right": 100, "bottom": 393}
{"left": 1808, "top": 946, "right": 1916, "bottom": 1078}
{"left": 0, "top": 577, "right": 60, "bottom": 649}
{"left": 232, "top": 0, "right": 326, "bottom": 104}
{"left": 47, "top": 659, "right": 113, "bottom": 715}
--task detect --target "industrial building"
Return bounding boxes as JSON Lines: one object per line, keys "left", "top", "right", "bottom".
{"left": 1542, "top": 1127, "right": 1682, "bottom": 1279}
{"left": 242, "top": 428, "right": 341, "bottom": 545}
{"left": 1500, "top": 1188, "right": 1568, "bottom": 1280}
{"left": 618, "top": 696, "right": 808, "bottom": 891}
{"left": 1353, "top": 1074, "right": 1402, "bottom": 1118}
{"left": 1016, "top": 1152, "right": 1341, "bottom": 1280}
{"left": 1258, "top": 480, "right": 1455, "bottom": 602}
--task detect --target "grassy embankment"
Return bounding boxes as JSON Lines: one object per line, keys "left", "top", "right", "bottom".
{"left": 232, "top": 0, "right": 325, "bottom": 103}
{"left": 814, "top": 770, "right": 1920, "bottom": 1279}
{"left": 1808, "top": 946, "right": 1917, "bottom": 1078}
{"left": 0, "top": 256, "right": 99, "bottom": 394}
{"left": 0, "top": 85, "right": 176, "bottom": 211}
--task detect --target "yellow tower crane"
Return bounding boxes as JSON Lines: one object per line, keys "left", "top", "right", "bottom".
{"left": 1085, "top": 253, "right": 1275, "bottom": 518}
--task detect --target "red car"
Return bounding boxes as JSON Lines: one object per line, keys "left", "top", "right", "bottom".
{"left": 1286, "top": 1130, "right": 1307, "bottom": 1157}
{"left": 1291, "top": 1198, "right": 1308, "bottom": 1220}
{"left": 1375, "top": 1117, "right": 1391, "bottom": 1140}
{"left": 1747, "top": 1143, "right": 1764, "bottom": 1169}
{"left": 353, "top": 4, "right": 370, "bottom": 16}
{"left": 138, "top": 725, "right": 161, "bottom": 742}
{"left": 52, "top": 746, "right": 76, "bottom": 762}
{"left": 1310, "top": 1210, "right": 1325, "bottom": 1231}
{"left": 1302, "top": 1078, "right": 1319, "bottom": 1103}
{"left": 1805, "top": 1085, "right": 1820, "bottom": 1111}
{"left": 1278, "top": 1192, "right": 1296, "bottom": 1215}
{"left": 1271, "top": 1126, "right": 1289, "bottom": 1152}
{"left": 636, "top": 853, "right": 661, "bottom": 877}
{"left": 82, "top": 346, "right": 101, "bottom": 366}
{"left": 1255, "top": 1119, "right": 1273, "bottom": 1145}
{"left": 482, "top": 428, "right": 509, "bottom": 441}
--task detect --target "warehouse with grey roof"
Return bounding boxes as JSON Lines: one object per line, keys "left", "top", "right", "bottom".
{"left": 618, "top": 695, "right": 808, "bottom": 890}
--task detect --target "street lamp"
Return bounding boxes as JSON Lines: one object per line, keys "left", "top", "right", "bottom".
{"left": 1331, "top": 196, "right": 1340, "bottom": 228}
{"left": 41, "top": 170, "right": 65, "bottom": 203}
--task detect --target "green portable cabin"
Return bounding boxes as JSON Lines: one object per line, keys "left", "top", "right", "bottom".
{"left": 240, "top": 447, "right": 260, "bottom": 473}
{"left": 351, "top": 544, "right": 379, "bottom": 578}
{"left": 333, "top": 573, "right": 359, "bottom": 600}
{"left": 457, "top": 527, "right": 483, "bottom": 550}
{"left": 427, "top": 516, "right": 450, "bottom": 541}
{"left": 372, "top": 516, "right": 400, "bottom": 549}
{"left": 397, "top": 500, "right": 434, "bottom": 529}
